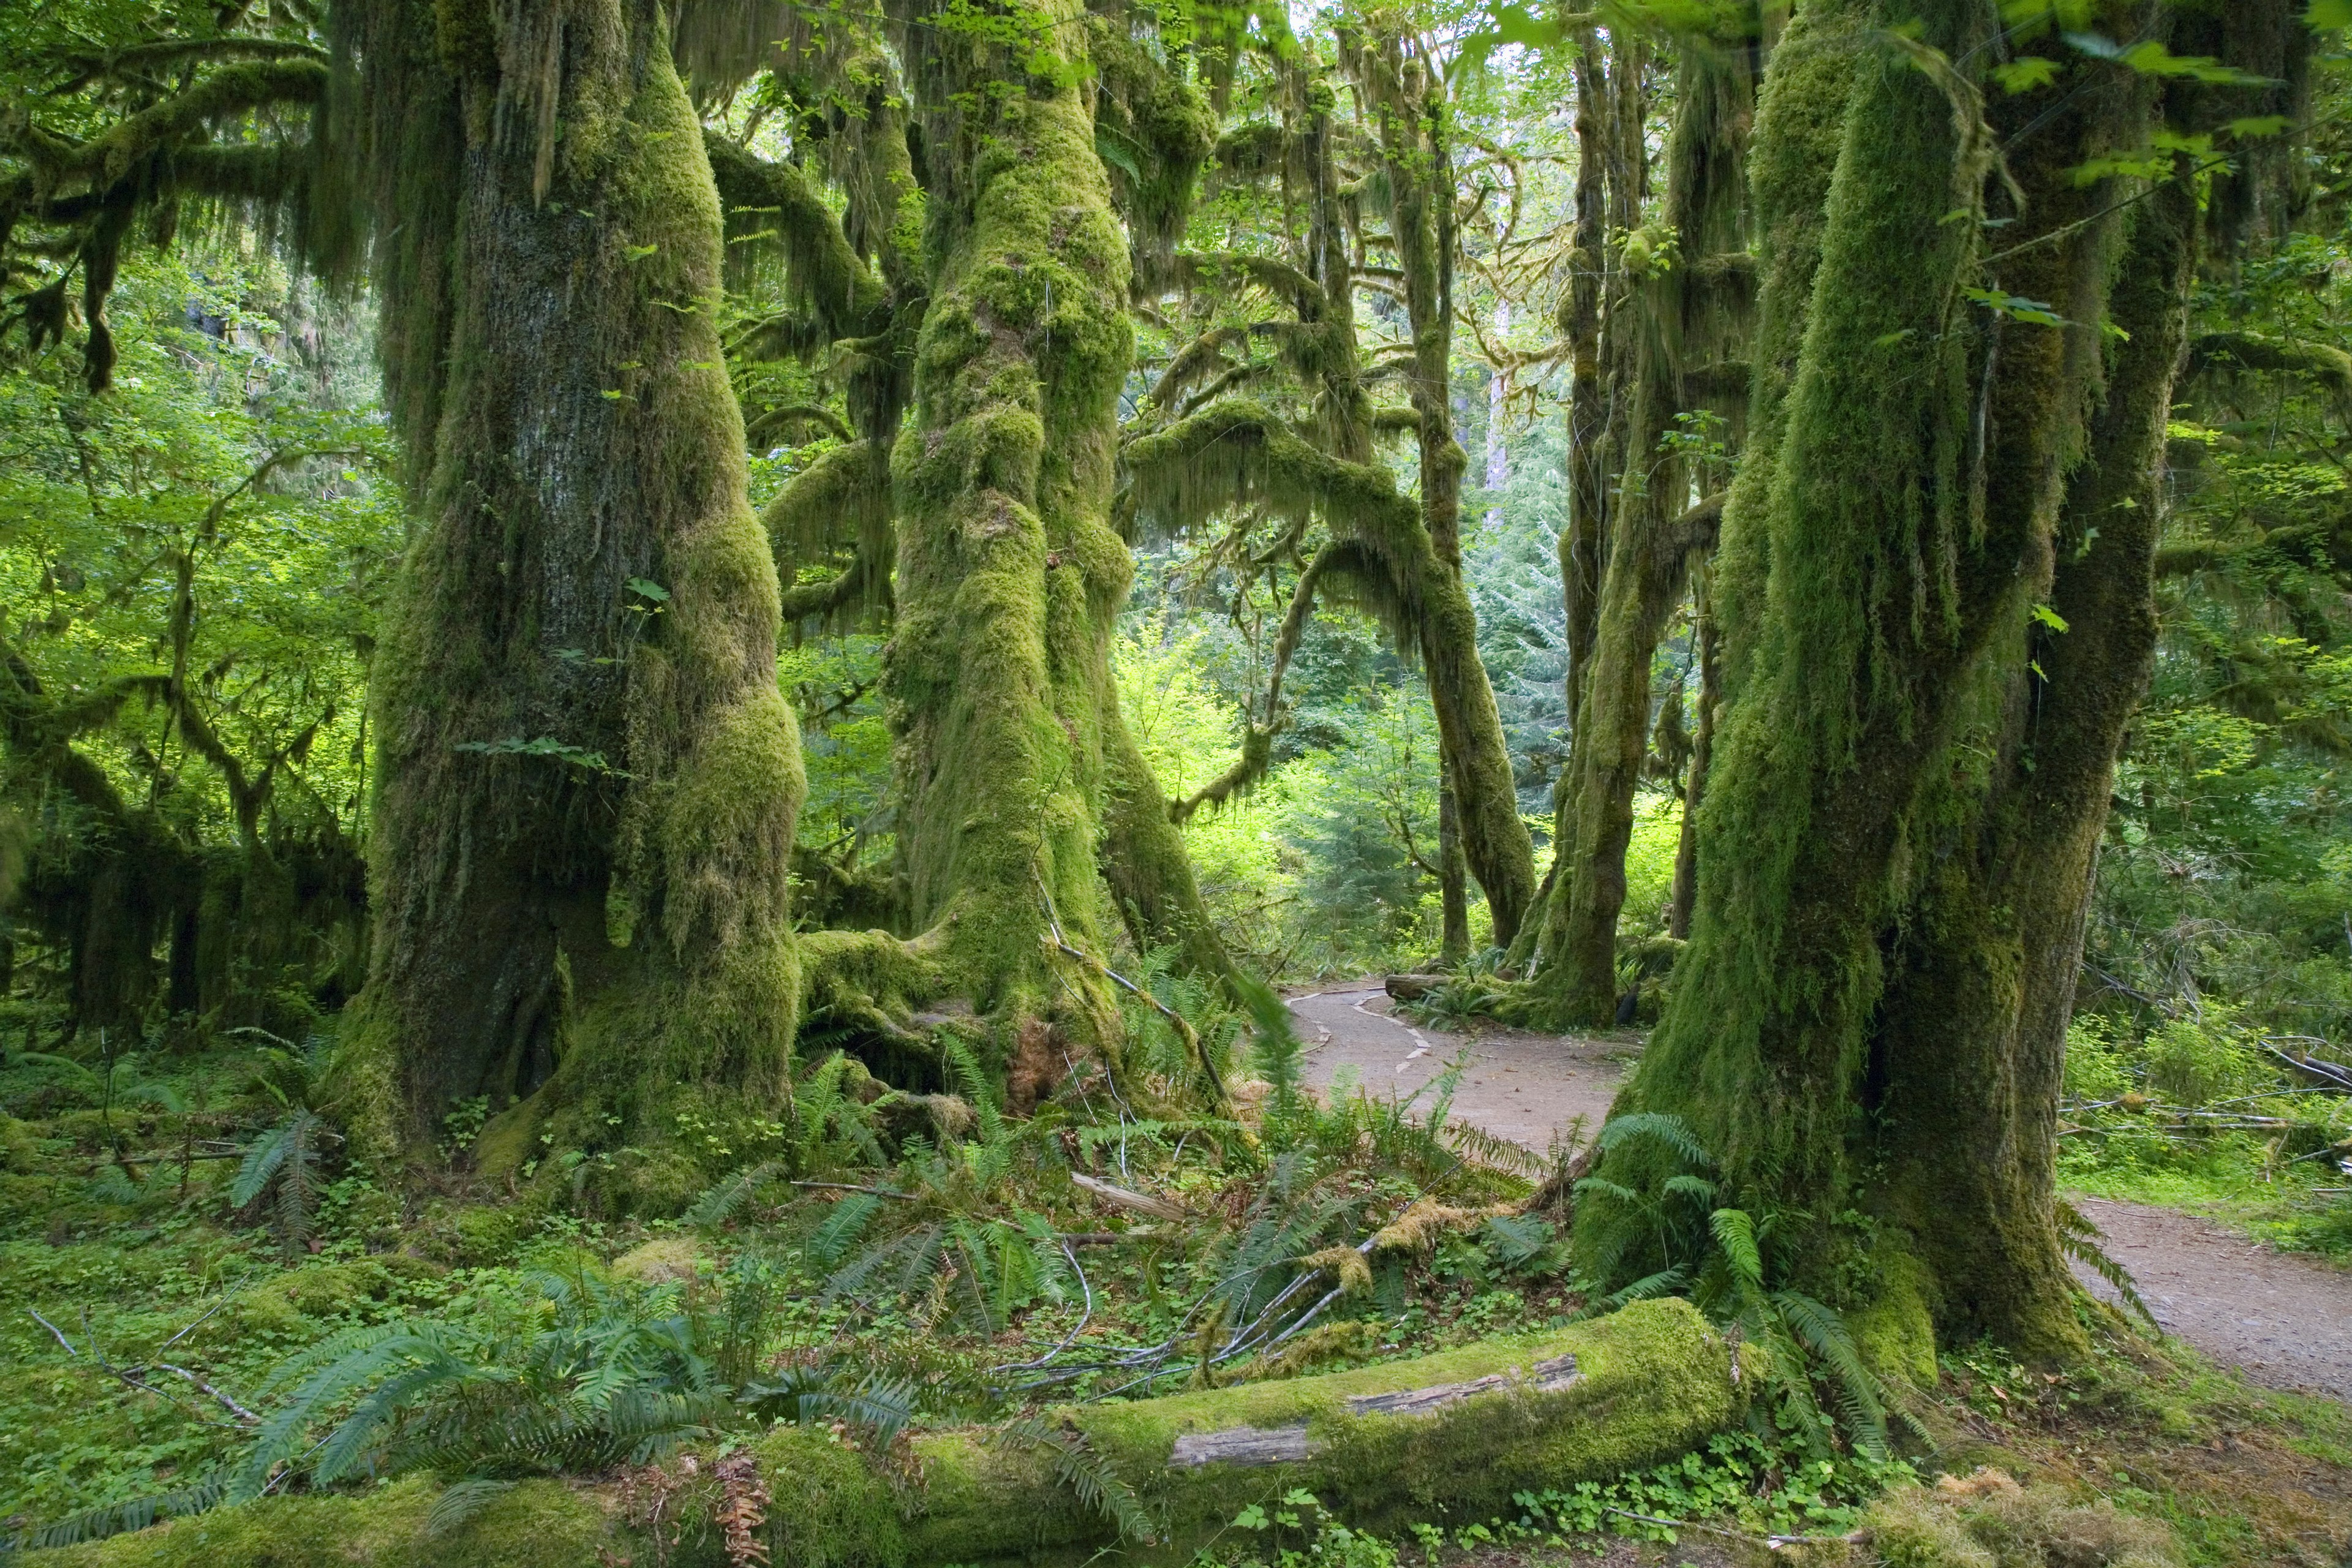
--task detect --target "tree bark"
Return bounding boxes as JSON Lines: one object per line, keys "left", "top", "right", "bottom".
{"left": 1668, "top": 566, "right": 1720, "bottom": 939}
{"left": 339, "top": 0, "right": 804, "bottom": 1179}
{"left": 1871, "top": 172, "right": 2199, "bottom": 1352}
{"left": 1362, "top": 25, "right": 1538, "bottom": 950}
{"left": 1438, "top": 771, "right": 1471, "bottom": 966}
{"left": 1522, "top": 41, "right": 1749, "bottom": 1023}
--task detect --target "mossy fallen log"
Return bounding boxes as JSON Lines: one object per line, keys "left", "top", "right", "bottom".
{"left": 26, "top": 1299, "right": 1749, "bottom": 1568}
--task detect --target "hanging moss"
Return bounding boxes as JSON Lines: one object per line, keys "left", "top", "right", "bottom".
{"left": 1580, "top": 0, "right": 1996, "bottom": 1284}
{"left": 1088, "top": 17, "right": 1217, "bottom": 281}
{"left": 1581, "top": 0, "right": 2211, "bottom": 1358}
{"left": 1871, "top": 77, "right": 2233, "bottom": 1351}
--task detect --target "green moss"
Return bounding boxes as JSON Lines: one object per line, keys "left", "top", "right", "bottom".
{"left": 1848, "top": 1248, "right": 1939, "bottom": 1390}
{"left": 753, "top": 1425, "right": 907, "bottom": 1568}
{"left": 1858, "top": 1474, "right": 2182, "bottom": 1568}
{"left": 345, "top": 0, "right": 805, "bottom": 1166}
{"left": 874, "top": 0, "right": 1145, "bottom": 1063}
{"left": 20, "top": 1476, "right": 629, "bottom": 1568}
{"left": 905, "top": 1298, "right": 1742, "bottom": 1563}
{"left": 1, "top": 1111, "right": 37, "bottom": 1173}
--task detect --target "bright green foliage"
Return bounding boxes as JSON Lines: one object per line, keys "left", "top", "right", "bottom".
{"left": 0, "top": 246, "right": 393, "bottom": 1042}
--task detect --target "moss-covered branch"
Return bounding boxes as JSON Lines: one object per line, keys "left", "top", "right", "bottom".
{"left": 9, "top": 59, "right": 326, "bottom": 188}
{"left": 2187, "top": 330, "right": 2352, "bottom": 419}
{"left": 701, "top": 130, "right": 891, "bottom": 344}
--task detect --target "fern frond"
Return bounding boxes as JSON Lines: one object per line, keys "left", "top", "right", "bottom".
{"left": 1593, "top": 1112, "right": 1712, "bottom": 1166}
{"left": 1772, "top": 1289, "right": 1889, "bottom": 1461}
{"left": 1660, "top": 1173, "right": 1719, "bottom": 1205}
{"left": 807, "top": 1192, "right": 884, "bottom": 1270}
{"left": 1443, "top": 1120, "right": 1547, "bottom": 1177}
{"left": 2056, "top": 1198, "right": 2158, "bottom": 1329}
{"left": 995, "top": 1418, "right": 1158, "bottom": 1544}
{"left": 425, "top": 1479, "right": 517, "bottom": 1537}
{"left": 10, "top": 1471, "right": 230, "bottom": 1550}
{"left": 230, "top": 1118, "right": 294, "bottom": 1207}
{"left": 1589, "top": 1267, "right": 1687, "bottom": 1314}
{"left": 311, "top": 1346, "right": 492, "bottom": 1482}
{"left": 686, "top": 1160, "right": 786, "bottom": 1229}
{"left": 1707, "top": 1208, "right": 1765, "bottom": 1291}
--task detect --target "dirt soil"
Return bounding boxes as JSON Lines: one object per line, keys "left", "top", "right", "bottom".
{"left": 1289, "top": 981, "right": 2352, "bottom": 1406}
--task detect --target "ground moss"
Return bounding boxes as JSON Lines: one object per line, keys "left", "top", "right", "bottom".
{"left": 1, "top": 1111, "right": 37, "bottom": 1172}
{"left": 1830, "top": 1471, "right": 2184, "bottom": 1568}
{"left": 20, "top": 1476, "right": 627, "bottom": 1568}
{"left": 1849, "top": 1248, "right": 1940, "bottom": 1390}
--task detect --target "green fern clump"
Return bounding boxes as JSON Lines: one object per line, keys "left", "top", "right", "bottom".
{"left": 800, "top": 1039, "right": 1077, "bottom": 1336}
{"left": 232, "top": 1108, "right": 323, "bottom": 1257}
{"left": 1571, "top": 1113, "right": 1899, "bottom": 1461}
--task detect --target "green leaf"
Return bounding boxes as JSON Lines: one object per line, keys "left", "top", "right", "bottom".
{"left": 627, "top": 577, "right": 671, "bottom": 603}
{"left": 1964, "top": 287, "right": 2067, "bottom": 327}
{"left": 2312, "top": 0, "right": 2352, "bottom": 27}
{"left": 1992, "top": 56, "right": 2061, "bottom": 93}
{"left": 2029, "top": 602, "right": 2070, "bottom": 633}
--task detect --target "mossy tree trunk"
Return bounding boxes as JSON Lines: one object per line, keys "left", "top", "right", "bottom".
{"left": 1581, "top": 0, "right": 2174, "bottom": 1346}
{"left": 337, "top": 0, "right": 804, "bottom": 1177}
{"left": 1667, "top": 569, "right": 1719, "bottom": 939}
{"left": 1522, "top": 37, "right": 1750, "bottom": 1022}
{"left": 1125, "top": 37, "right": 1535, "bottom": 954}
{"left": 872, "top": 0, "right": 1144, "bottom": 1073}
{"left": 1359, "top": 25, "right": 1537, "bottom": 951}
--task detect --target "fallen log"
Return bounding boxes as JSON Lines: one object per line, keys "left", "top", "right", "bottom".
{"left": 1384, "top": 973, "right": 1446, "bottom": 1001}
{"left": 24, "top": 1299, "right": 1751, "bottom": 1567}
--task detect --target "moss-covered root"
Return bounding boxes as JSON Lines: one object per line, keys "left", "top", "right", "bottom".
{"left": 26, "top": 1302, "right": 1746, "bottom": 1568}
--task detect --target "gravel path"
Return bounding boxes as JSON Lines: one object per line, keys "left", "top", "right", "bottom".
{"left": 1289, "top": 981, "right": 1630, "bottom": 1155}
{"left": 2067, "top": 1196, "right": 2352, "bottom": 1403}
{"left": 1290, "top": 981, "right": 2352, "bottom": 1403}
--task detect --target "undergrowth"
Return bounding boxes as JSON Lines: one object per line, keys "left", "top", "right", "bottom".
{"left": 2, "top": 960, "right": 2346, "bottom": 1565}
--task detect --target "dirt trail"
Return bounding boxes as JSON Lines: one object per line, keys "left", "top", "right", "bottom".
{"left": 1289, "top": 982, "right": 1630, "bottom": 1154}
{"left": 1289, "top": 981, "right": 2352, "bottom": 1404}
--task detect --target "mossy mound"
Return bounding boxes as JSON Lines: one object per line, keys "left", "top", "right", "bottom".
{"left": 1801, "top": 1468, "right": 2184, "bottom": 1568}
{"left": 23, "top": 1300, "right": 1743, "bottom": 1566}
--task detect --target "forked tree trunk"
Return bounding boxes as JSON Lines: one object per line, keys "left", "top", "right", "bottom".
{"left": 337, "top": 0, "right": 804, "bottom": 1179}
{"left": 1522, "top": 41, "right": 1748, "bottom": 1022}
{"left": 1581, "top": 0, "right": 2154, "bottom": 1348}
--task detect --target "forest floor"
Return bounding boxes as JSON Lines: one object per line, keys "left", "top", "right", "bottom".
{"left": 1289, "top": 982, "right": 2352, "bottom": 1405}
